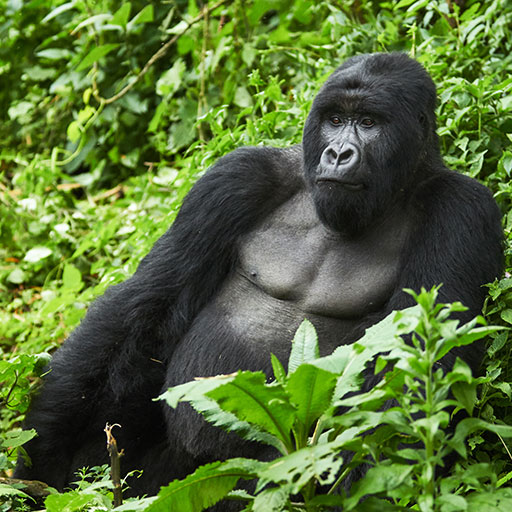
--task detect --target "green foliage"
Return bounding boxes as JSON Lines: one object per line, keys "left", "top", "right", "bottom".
{"left": 157, "top": 288, "right": 512, "bottom": 511}
{"left": 1, "top": 0, "right": 512, "bottom": 509}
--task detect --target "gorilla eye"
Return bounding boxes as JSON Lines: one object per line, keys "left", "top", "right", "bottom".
{"left": 330, "top": 116, "right": 343, "bottom": 126}
{"left": 360, "top": 118, "right": 375, "bottom": 127}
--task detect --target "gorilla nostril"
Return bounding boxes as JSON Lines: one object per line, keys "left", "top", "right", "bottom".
{"left": 338, "top": 148, "right": 354, "bottom": 163}
{"left": 325, "top": 147, "right": 338, "bottom": 165}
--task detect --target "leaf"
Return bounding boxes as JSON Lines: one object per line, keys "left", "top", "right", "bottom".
{"left": 24, "top": 246, "right": 52, "bottom": 263}
{"left": 288, "top": 319, "right": 319, "bottom": 373}
{"left": 207, "top": 372, "right": 296, "bottom": 448}
{"left": 253, "top": 486, "right": 289, "bottom": 511}
{"left": 7, "top": 268, "right": 26, "bottom": 284}
{"left": 127, "top": 5, "right": 154, "bottom": 31}
{"left": 76, "top": 44, "right": 120, "bottom": 72}
{"left": 190, "top": 397, "right": 284, "bottom": 452}
{"left": 36, "top": 48, "right": 74, "bottom": 60}
{"left": 258, "top": 440, "right": 344, "bottom": 494}
{"left": 42, "top": 1, "right": 77, "bottom": 23}
{"left": 0, "top": 484, "right": 33, "bottom": 501}
{"left": 159, "top": 374, "right": 237, "bottom": 408}
{"left": 271, "top": 353, "right": 286, "bottom": 383}
{"left": 146, "top": 459, "right": 261, "bottom": 512}
{"left": 45, "top": 492, "right": 98, "bottom": 512}
{"left": 344, "top": 464, "right": 413, "bottom": 510}
{"left": 62, "top": 264, "right": 83, "bottom": 291}
{"left": 111, "top": 3, "right": 131, "bottom": 27}
{"left": 286, "top": 364, "right": 337, "bottom": 430}
{"left": 0, "top": 429, "right": 37, "bottom": 449}
{"left": 451, "top": 381, "right": 477, "bottom": 415}
{"left": 72, "top": 14, "right": 112, "bottom": 34}
{"left": 449, "top": 418, "right": 512, "bottom": 457}
{"left": 466, "top": 487, "right": 512, "bottom": 511}
{"left": 437, "top": 325, "right": 503, "bottom": 360}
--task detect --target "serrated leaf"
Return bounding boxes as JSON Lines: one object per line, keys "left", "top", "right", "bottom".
{"left": 159, "top": 374, "right": 237, "bottom": 408}
{"left": 344, "top": 464, "right": 413, "bottom": 510}
{"left": 288, "top": 319, "right": 319, "bottom": 373}
{"left": 207, "top": 372, "right": 296, "bottom": 448}
{"left": 437, "top": 325, "right": 503, "bottom": 361}
{"left": 76, "top": 44, "right": 120, "bottom": 71}
{"left": 146, "top": 459, "right": 261, "bottom": 512}
{"left": 271, "top": 353, "right": 286, "bottom": 383}
{"left": 253, "top": 486, "right": 289, "bottom": 511}
{"left": 286, "top": 364, "right": 337, "bottom": 430}
{"left": 258, "top": 440, "right": 344, "bottom": 494}
{"left": 191, "top": 397, "right": 284, "bottom": 452}
{"left": 0, "top": 429, "right": 37, "bottom": 449}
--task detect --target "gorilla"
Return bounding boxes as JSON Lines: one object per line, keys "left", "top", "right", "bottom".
{"left": 16, "top": 53, "right": 502, "bottom": 498}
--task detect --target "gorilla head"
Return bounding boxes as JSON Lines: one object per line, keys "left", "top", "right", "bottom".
{"left": 303, "top": 53, "right": 440, "bottom": 236}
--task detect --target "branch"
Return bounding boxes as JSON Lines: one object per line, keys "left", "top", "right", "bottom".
{"left": 105, "top": 423, "right": 124, "bottom": 508}
{"left": 0, "top": 477, "right": 51, "bottom": 504}
{"left": 97, "top": 0, "right": 228, "bottom": 105}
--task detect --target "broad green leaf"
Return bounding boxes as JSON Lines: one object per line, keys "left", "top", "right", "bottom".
{"left": 258, "top": 440, "right": 344, "bottom": 494}
{"left": 449, "top": 418, "right": 512, "bottom": 457}
{"left": 45, "top": 492, "right": 99, "bottom": 512}
{"left": 437, "top": 325, "right": 503, "bottom": 360}
{"left": 127, "top": 5, "right": 154, "bottom": 31}
{"left": 253, "top": 486, "right": 289, "bottom": 511}
{"left": 0, "top": 429, "right": 37, "bottom": 449}
{"left": 191, "top": 397, "right": 284, "bottom": 452}
{"left": 62, "top": 264, "right": 83, "bottom": 291}
{"left": 146, "top": 459, "right": 261, "bottom": 512}
{"left": 344, "top": 464, "right": 413, "bottom": 510}
{"left": 288, "top": 319, "right": 319, "bottom": 373}
{"left": 451, "top": 381, "right": 477, "bottom": 415}
{"left": 156, "top": 59, "right": 186, "bottom": 98}
{"left": 24, "top": 246, "right": 52, "bottom": 263}
{"left": 76, "top": 44, "right": 120, "bottom": 72}
{"left": 7, "top": 267, "right": 26, "bottom": 284}
{"left": 0, "top": 485, "right": 32, "bottom": 500}
{"left": 286, "top": 364, "right": 337, "bottom": 430}
{"left": 207, "top": 372, "right": 296, "bottom": 448}
{"left": 67, "top": 121, "right": 81, "bottom": 143}
{"left": 159, "top": 373, "right": 237, "bottom": 408}
{"left": 500, "top": 308, "right": 512, "bottom": 324}
{"left": 112, "top": 3, "right": 131, "bottom": 27}
{"left": 466, "top": 487, "right": 512, "bottom": 511}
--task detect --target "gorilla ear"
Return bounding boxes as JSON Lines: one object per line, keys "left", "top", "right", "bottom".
{"left": 419, "top": 113, "right": 426, "bottom": 125}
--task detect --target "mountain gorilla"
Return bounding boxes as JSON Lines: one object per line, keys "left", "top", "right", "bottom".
{"left": 17, "top": 53, "right": 502, "bottom": 498}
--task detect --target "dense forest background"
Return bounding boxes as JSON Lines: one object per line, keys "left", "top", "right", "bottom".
{"left": 1, "top": 0, "right": 512, "bottom": 510}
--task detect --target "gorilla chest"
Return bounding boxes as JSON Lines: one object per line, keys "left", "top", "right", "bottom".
{"left": 238, "top": 193, "right": 407, "bottom": 319}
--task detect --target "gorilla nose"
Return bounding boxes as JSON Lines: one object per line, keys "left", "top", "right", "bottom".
{"left": 321, "top": 143, "right": 360, "bottom": 171}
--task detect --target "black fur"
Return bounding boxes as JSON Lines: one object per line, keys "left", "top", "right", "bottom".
{"left": 16, "top": 53, "right": 502, "bottom": 503}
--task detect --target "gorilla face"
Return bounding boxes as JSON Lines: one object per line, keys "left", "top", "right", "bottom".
{"left": 303, "top": 53, "right": 439, "bottom": 236}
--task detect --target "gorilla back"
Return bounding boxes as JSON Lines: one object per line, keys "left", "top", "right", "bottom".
{"left": 16, "top": 53, "right": 503, "bottom": 498}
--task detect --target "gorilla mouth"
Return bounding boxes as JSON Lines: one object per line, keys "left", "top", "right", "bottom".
{"left": 316, "top": 178, "right": 365, "bottom": 191}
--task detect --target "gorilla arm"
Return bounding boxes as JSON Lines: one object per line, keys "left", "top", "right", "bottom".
{"left": 16, "top": 146, "right": 301, "bottom": 486}
{"left": 386, "top": 170, "right": 503, "bottom": 370}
